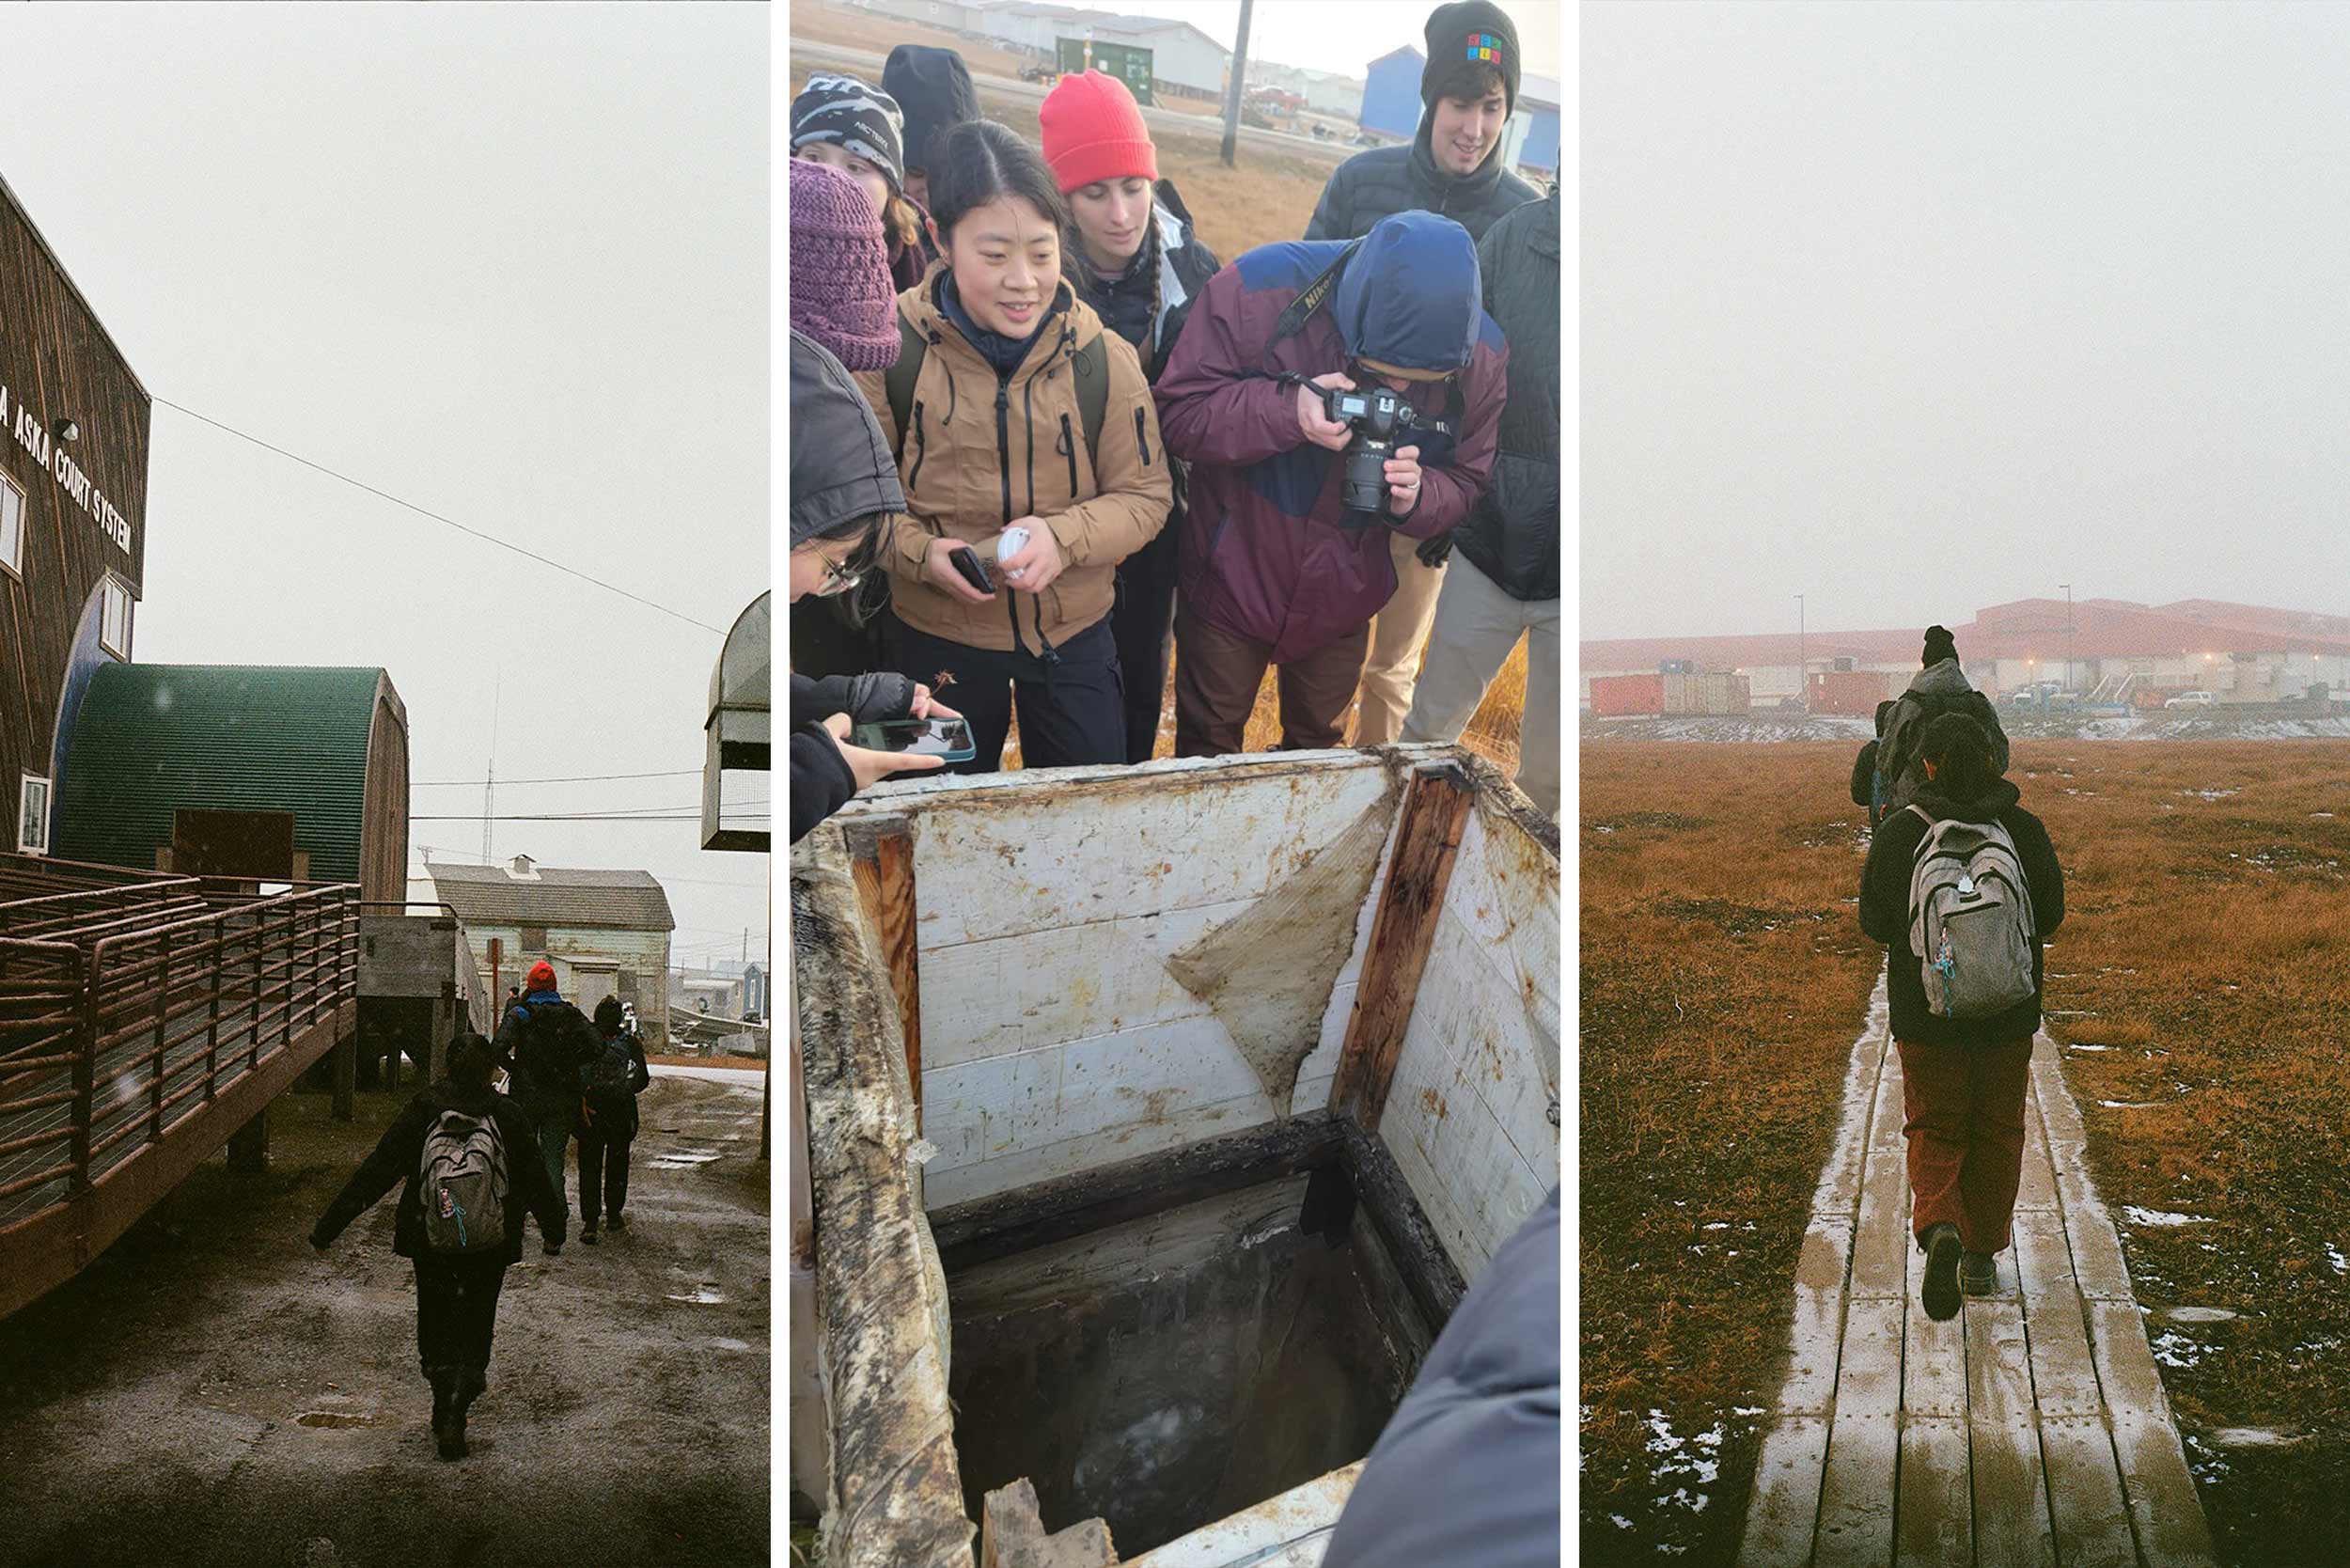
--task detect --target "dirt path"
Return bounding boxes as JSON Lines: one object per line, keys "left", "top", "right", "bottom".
{"left": 0, "top": 1068, "right": 769, "bottom": 1568}
{"left": 1739, "top": 980, "right": 2215, "bottom": 1567}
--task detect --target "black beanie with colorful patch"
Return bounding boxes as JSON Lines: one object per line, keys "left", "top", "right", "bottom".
{"left": 1421, "top": 1, "right": 1521, "bottom": 116}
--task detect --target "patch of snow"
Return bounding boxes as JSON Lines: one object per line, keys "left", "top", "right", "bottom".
{"left": 2327, "top": 1244, "right": 2348, "bottom": 1275}
{"left": 2123, "top": 1206, "right": 2213, "bottom": 1228}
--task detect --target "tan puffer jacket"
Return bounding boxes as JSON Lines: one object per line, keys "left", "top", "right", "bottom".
{"left": 856, "top": 270, "right": 1173, "bottom": 654}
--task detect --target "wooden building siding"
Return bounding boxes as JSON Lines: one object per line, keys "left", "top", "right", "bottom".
{"left": 0, "top": 177, "right": 149, "bottom": 855}
{"left": 359, "top": 684, "right": 411, "bottom": 905}
{"left": 463, "top": 920, "right": 674, "bottom": 1049}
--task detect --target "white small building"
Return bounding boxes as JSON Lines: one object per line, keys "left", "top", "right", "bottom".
{"left": 859, "top": 0, "right": 996, "bottom": 34}
{"left": 1092, "top": 16, "right": 1230, "bottom": 100}
{"left": 426, "top": 855, "right": 677, "bottom": 1050}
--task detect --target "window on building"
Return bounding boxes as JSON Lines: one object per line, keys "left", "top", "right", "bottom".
{"left": 18, "top": 775, "right": 51, "bottom": 855}
{"left": 99, "top": 576, "right": 133, "bottom": 658}
{"left": 520, "top": 925, "right": 549, "bottom": 952}
{"left": 0, "top": 473, "right": 23, "bottom": 579}
{"left": 618, "top": 969, "right": 637, "bottom": 998}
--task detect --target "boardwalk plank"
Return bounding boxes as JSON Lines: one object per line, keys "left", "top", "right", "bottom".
{"left": 2014, "top": 1089, "right": 2057, "bottom": 1213}
{"left": 1782, "top": 1216, "right": 1855, "bottom": 1417}
{"left": 2038, "top": 1413, "right": 2138, "bottom": 1568}
{"left": 1894, "top": 1416, "right": 1972, "bottom": 1568}
{"left": 1902, "top": 1234, "right": 1967, "bottom": 1419}
{"left": 1812, "top": 1011, "right": 1888, "bottom": 1219}
{"left": 1851, "top": 1057, "right": 1911, "bottom": 1300}
{"left": 2044, "top": 1130, "right": 2136, "bottom": 1301}
{"left": 1965, "top": 1299, "right": 2058, "bottom": 1568}
{"left": 1737, "top": 1415, "right": 1831, "bottom": 1568}
{"left": 1814, "top": 1298, "right": 1904, "bottom": 1568}
{"left": 2013, "top": 1210, "right": 2104, "bottom": 1418}
{"left": 2088, "top": 1300, "right": 2219, "bottom": 1567}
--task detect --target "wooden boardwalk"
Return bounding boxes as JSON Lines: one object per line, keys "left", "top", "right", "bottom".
{"left": 1739, "top": 980, "right": 2216, "bottom": 1568}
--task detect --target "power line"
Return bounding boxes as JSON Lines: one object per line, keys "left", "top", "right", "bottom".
{"left": 153, "top": 397, "right": 728, "bottom": 635}
{"left": 414, "top": 768, "right": 702, "bottom": 787}
{"left": 413, "top": 810, "right": 767, "bottom": 823}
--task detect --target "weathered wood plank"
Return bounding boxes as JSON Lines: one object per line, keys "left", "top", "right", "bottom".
{"left": 2013, "top": 1209, "right": 2105, "bottom": 1418}
{"left": 980, "top": 1476, "right": 1116, "bottom": 1568}
{"left": 2087, "top": 1299, "right": 2219, "bottom": 1567}
{"left": 1851, "top": 1049, "right": 1912, "bottom": 1300}
{"left": 1894, "top": 1415, "right": 1971, "bottom": 1568}
{"left": 1813, "top": 1297, "right": 1903, "bottom": 1568}
{"left": 1737, "top": 1414, "right": 1830, "bottom": 1568}
{"left": 2037, "top": 1413, "right": 2138, "bottom": 1568}
{"left": 1902, "top": 1231, "right": 1968, "bottom": 1419}
{"left": 2014, "top": 1085, "right": 2058, "bottom": 1212}
{"left": 1779, "top": 1216, "right": 1855, "bottom": 1418}
{"left": 1965, "top": 1298, "right": 2058, "bottom": 1568}
{"left": 1811, "top": 988, "right": 1890, "bottom": 1220}
{"left": 1332, "top": 765, "right": 1474, "bottom": 1130}
{"left": 846, "top": 817, "right": 922, "bottom": 1136}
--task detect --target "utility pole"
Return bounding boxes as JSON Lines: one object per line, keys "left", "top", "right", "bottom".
{"left": 2060, "top": 582, "right": 2075, "bottom": 697}
{"left": 480, "top": 674, "right": 502, "bottom": 866}
{"left": 1795, "top": 593, "right": 1807, "bottom": 712}
{"left": 1220, "top": 0, "right": 1255, "bottom": 169}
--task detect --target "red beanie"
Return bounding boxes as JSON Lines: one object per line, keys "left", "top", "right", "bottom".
{"left": 1039, "top": 71, "right": 1158, "bottom": 193}
{"left": 525, "top": 961, "right": 557, "bottom": 993}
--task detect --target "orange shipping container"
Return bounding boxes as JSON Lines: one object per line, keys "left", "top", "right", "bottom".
{"left": 1590, "top": 673, "right": 1665, "bottom": 716}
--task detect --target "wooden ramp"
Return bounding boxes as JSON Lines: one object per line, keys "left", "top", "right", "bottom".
{"left": 1739, "top": 980, "right": 2216, "bottom": 1568}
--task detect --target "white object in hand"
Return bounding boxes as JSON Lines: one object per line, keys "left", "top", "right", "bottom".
{"left": 997, "top": 526, "right": 1031, "bottom": 583}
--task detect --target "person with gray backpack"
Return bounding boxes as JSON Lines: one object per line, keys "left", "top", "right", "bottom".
{"left": 311, "top": 1032, "right": 566, "bottom": 1460}
{"left": 1876, "top": 624, "right": 2012, "bottom": 817}
{"left": 1857, "top": 712, "right": 2063, "bottom": 1322}
{"left": 574, "top": 995, "right": 651, "bottom": 1246}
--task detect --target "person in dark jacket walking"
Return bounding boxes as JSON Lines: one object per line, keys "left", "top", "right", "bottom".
{"left": 1306, "top": 1, "right": 1540, "bottom": 748}
{"left": 1400, "top": 180, "right": 1559, "bottom": 815}
{"left": 883, "top": 44, "right": 979, "bottom": 217}
{"left": 1155, "top": 211, "right": 1506, "bottom": 756}
{"left": 574, "top": 995, "right": 651, "bottom": 1245}
{"left": 493, "top": 962, "right": 602, "bottom": 1201}
{"left": 791, "top": 73, "right": 931, "bottom": 295}
{"left": 790, "top": 327, "right": 956, "bottom": 842}
{"left": 310, "top": 1032, "right": 566, "bottom": 1459}
{"left": 1323, "top": 1186, "right": 1559, "bottom": 1568}
{"left": 1858, "top": 713, "right": 2063, "bottom": 1321}
{"left": 1850, "top": 698, "right": 1897, "bottom": 824}
{"left": 1042, "top": 70, "right": 1224, "bottom": 763}
{"left": 1877, "top": 624, "right": 2012, "bottom": 816}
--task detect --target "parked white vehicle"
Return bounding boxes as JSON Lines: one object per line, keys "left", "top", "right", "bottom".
{"left": 2165, "top": 689, "right": 2217, "bottom": 708}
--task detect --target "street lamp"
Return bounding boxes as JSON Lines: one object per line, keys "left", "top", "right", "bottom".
{"left": 1795, "top": 593, "right": 1807, "bottom": 713}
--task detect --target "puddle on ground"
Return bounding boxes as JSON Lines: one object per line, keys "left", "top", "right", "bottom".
{"left": 648, "top": 1150, "right": 725, "bottom": 1169}
{"left": 295, "top": 1410, "right": 379, "bottom": 1429}
{"left": 707, "top": 1337, "right": 752, "bottom": 1352}
{"left": 2203, "top": 1427, "right": 2302, "bottom": 1449}
{"left": 2166, "top": 1307, "right": 2240, "bottom": 1324}
{"left": 666, "top": 1285, "right": 727, "bottom": 1305}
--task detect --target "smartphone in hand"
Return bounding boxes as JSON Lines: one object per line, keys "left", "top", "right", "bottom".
{"left": 949, "top": 546, "right": 995, "bottom": 595}
{"left": 849, "top": 717, "right": 978, "bottom": 763}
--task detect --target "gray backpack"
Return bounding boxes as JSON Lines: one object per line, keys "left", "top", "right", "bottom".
{"left": 1905, "top": 806, "right": 2038, "bottom": 1019}
{"left": 418, "top": 1109, "right": 509, "bottom": 1254}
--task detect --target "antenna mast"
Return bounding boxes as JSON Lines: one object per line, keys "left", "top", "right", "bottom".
{"left": 482, "top": 674, "right": 502, "bottom": 866}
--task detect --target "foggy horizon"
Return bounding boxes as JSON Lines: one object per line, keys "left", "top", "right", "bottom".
{"left": 1582, "top": 1, "right": 2350, "bottom": 644}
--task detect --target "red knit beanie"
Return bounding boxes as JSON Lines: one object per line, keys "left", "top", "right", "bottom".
{"left": 1039, "top": 71, "right": 1159, "bottom": 193}
{"left": 525, "top": 961, "right": 557, "bottom": 994}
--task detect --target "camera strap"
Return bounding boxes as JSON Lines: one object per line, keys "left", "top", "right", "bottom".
{"left": 1257, "top": 241, "right": 1362, "bottom": 372}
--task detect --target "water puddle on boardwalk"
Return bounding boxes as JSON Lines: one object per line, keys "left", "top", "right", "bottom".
{"left": 646, "top": 1150, "right": 724, "bottom": 1170}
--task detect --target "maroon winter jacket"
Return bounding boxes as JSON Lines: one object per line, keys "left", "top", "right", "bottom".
{"left": 1153, "top": 218, "right": 1507, "bottom": 663}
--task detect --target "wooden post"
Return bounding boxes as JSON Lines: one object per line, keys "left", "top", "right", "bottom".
{"left": 1331, "top": 764, "right": 1474, "bottom": 1131}
{"left": 845, "top": 817, "right": 923, "bottom": 1136}
{"left": 430, "top": 980, "right": 455, "bottom": 1083}
{"left": 227, "top": 1107, "right": 268, "bottom": 1174}
{"left": 980, "top": 1478, "right": 1117, "bottom": 1568}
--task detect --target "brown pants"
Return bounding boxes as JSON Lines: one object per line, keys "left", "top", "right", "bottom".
{"left": 1898, "top": 1036, "right": 2034, "bottom": 1255}
{"left": 1173, "top": 606, "right": 1371, "bottom": 757}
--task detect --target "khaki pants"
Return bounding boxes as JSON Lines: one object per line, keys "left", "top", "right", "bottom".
{"left": 1174, "top": 606, "right": 1371, "bottom": 757}
{"left": 1351, "top": 530, "right": 1448, "bottom": 745}
{"left": 1401, "top": 556, "right": 1560, "bottom": 818}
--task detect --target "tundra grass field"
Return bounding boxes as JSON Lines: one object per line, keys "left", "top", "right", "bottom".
{"left": 1581, "top": 740, "right": 2350, "bottom": 1566}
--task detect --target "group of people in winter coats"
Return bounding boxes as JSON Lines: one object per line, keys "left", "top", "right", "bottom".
{"left": 309, "top": 961, "right": 650, "bottom": 1459}
{"left": 789, "top": 0, "right": 1562, "bottom": 843}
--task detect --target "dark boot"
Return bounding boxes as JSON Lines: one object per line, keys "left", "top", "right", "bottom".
{"left": 1961, "top": 1250, "right": 1998, "bottom": 1295}
{"left": 604, "top": 1212, "right": 626, "bottom": 1232}
{"left": 429, "top": 1369, "right": 465, "bottom": 1460}
{"left": 1920, "top": 1223, "right": 1963, "bottom": 1322}
{"left": 581, "top": 1218, "right": 600, "bottom": 1246}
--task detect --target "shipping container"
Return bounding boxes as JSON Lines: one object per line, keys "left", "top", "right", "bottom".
{"left": 1659, "top": 658, "right": 1695, "bottom": 675}
{"left": 1590, "top": 673, "right": 1665, "bottom": 717}
{"left": 1663, "top": 671, "right": 1750, "bottom": 716}
{"left": 1807, "top": 669, "right": 1899, "bottom": 716}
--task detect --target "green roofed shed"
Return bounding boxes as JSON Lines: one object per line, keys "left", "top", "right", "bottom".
{"left": 54, "top": 664, "right": 410, "bottom": 901}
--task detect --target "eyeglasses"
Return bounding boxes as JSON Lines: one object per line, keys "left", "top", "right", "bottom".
{"left": 815, "top": 559, "right": 862, "bottom": 598}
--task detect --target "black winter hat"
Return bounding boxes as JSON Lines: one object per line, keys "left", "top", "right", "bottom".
{"left": 1422, "top": 1, "right": 1521, "bottom": 115}
{"left": 594, "top": 995, "right": 625, "bottom": 1032}
{"left": 1922, "top": 624, "right": 1959, "bottom": 666}
{"left": 884, "top": 45, "right": 980, "bottom": 174}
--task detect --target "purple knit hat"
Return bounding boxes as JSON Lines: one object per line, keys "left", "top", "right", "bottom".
{"left": 790, "top": 159, "right": 901, "bottom": 371}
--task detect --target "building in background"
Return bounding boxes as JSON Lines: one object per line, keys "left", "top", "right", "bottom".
{"left": 1359, "top": 45, "right": 1424, "bottom": 141}
{"left": 1511, "top": 71, "right": 1560, "bottom": 178}
{"left": 424, "top": 855, "right": 676, "bottom": 1049}
{"left": 1581, "top": 598, "right": 2350, "bottom": 710}
{"left": 0, "top": 174, "right": 149, "bottom": 862}
{"left": 55, "top": 665, "right": 410, "bottom": 900}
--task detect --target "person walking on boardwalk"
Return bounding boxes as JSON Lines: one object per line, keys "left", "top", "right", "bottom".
{"left": 1042, "top": 69, "right": 1223, "bottom": 763}
{"left": 1303, "top": 1, "right": 1539, "bottom": 749}
{"left": 1858, "top": 712, "right": 2064, "bottom": 1321}
{"left": 1876, "top": 624, "right": 2011, "bottom": 816}
{"left": 1399, "top": 179, "right": 1559, "bottom": 816}
{"left": 574, "top": 996, "right": 651, "bottom": 1246}
{"left": 310, "top": 1032, "right": 567, "bottom": 1460}
{"left": 494, "top": 961, "right": 601, "bottom": 1201}
{"left": 856, "top": 119, "right": 1173, "bottom": 775}
{"left": 1153, "top": 211, "right": 1506, "bottom": 757}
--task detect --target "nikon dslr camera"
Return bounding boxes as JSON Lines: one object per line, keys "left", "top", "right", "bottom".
{"left": 1318, "top": 384, "right": 1407, "bottom": 515}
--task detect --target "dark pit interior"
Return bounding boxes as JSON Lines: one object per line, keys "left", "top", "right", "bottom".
{"left": 945, "top": 1162, "right": 1436, "bottom": 1558}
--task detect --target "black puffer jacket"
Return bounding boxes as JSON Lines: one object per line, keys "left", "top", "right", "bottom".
{"left": 1451, "top": 181, "right": 1558, "bottom": 601}
{"left": 1877, "top": 660, "right": 2012, "bottom": 815}
{"left": 1859, "top": 778, "right": 2064, "bottom": 1047}
{"left": 493, "top": 993, "right": 602, "bottom": 1105}
{"left": 1304, "top": 115, "right": 1538, "bottom": 244}
{"left": 311, "top": 1081, "right": 566, "bottom": 1262}
{"left": 1066, "top": 180, "right": 1222, "bottom": 378}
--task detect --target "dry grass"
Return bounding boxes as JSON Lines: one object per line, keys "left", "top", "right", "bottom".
{"left": 1580, "top": 739, "right": 2350, "bottom": 1563}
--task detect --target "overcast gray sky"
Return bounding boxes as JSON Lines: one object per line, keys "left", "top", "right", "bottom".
{"left": 1583, "top": 1, "right": 2350, "bottom": 641}
{"left": 4, "top": 4, "right": 769, "bottom": 970}
{"left": 1113, "top": 1, "right": 1562, "bottom": 85}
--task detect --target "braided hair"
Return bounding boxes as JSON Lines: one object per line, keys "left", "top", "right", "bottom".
{"left": 1065, "top": 188, "right": 1169, "bottom": 370}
